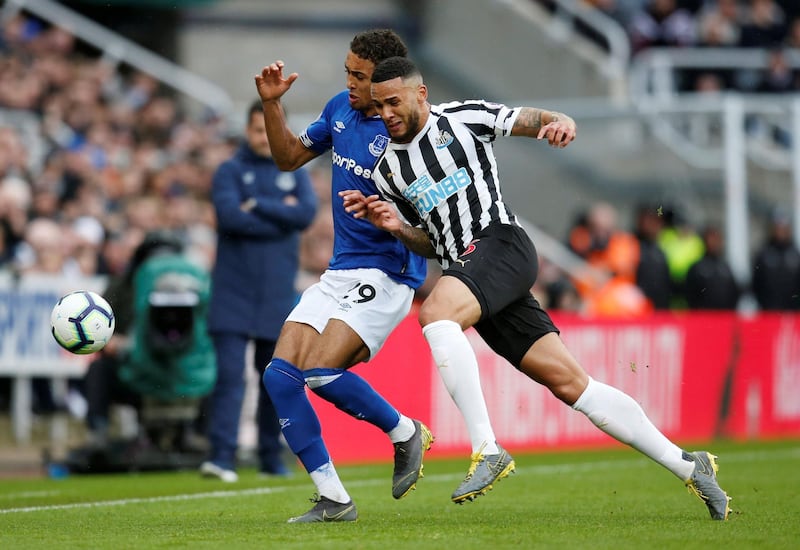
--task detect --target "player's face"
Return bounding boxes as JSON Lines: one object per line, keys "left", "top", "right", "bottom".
{"left": 371, "top": 76, "right": 427, "bottom": 144}
{"left": 246, "top": 111, "right": 272, "bottom": 157}
{"left": 344, "top": 52, "right": 376, "bottom": 113}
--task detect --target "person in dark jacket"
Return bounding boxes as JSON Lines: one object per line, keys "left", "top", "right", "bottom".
{"left": 686, "top": 225, "right": 741, "bottom": 310}
{"left": 752, "top": 207, "right": 800, "bottom": 310}
{"left": 634, "top": 204, "right": 672, "bottom": 309}
{"left": 200, "top": 100, "right": 317, "bottom": 482}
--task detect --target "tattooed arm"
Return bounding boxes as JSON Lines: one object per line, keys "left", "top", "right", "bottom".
{"left": 511, "top": 107, "right": 577, "bottom": 148}
{"left": 389, "top": 223, "right": 437, "bottom": 259}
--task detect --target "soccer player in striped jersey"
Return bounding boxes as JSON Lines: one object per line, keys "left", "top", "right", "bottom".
{"left": 341, "top": 56, "right": 731, "bottom": 520}
{"left": 252, "top": 29, "right": 435, "bottom": 524}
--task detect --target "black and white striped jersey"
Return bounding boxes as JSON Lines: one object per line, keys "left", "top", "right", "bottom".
{"left": 372, "top": 100, "right": 523, "bottom": 269}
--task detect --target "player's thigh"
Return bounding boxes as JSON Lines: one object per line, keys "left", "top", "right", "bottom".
{"left": 307, "top": 318, "right": 371, "bottom": 369}
{"left": 518, "top": 332, "right": 588, "bottom": 405}
{"left": 274, "top": 274, "right": 344, "bottom": 367}
{"left": 273, "top": 321, "right": 319, "bottom": 368}
{"left": 418, "top": 275, "right": 482, "bottom": 329}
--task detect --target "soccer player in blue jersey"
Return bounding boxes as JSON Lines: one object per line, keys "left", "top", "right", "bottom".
{"left": 252, "top": 29, "right": 439, "bottom": 523}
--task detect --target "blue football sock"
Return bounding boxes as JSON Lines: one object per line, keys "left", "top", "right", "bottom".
{"left": 262, "top": 358, "right": 329, "bottom": 473}
{"left": 304, "top": 368, "right": 400, "bottom": 432}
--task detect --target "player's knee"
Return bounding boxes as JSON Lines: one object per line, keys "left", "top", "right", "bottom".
{"left": 262, "top": 358, "right": 305, "bottom": 398}
{"left": 548, "top": 379, "right": 584, "bottom": 406}
{"left": 304, "top": 338, "right": 368, "bottom": 369}
{"left": 418, "top": 292, "right": 479, "bottom": 329}
{"left": 418, "top": 299, "right": 450, "bottom": 327}
{"left": 536, "top": 369, "right": 588, "bottom": 405}
{"left": 519, "top": 342, "right": 589, "bottom": 405}
{"left": 273, "top": 321, "right": 318, "bottom": 367}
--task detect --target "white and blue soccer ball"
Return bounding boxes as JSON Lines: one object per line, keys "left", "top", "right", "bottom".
{"left": 50, "top": 290, "right": 115, "bottom": 355}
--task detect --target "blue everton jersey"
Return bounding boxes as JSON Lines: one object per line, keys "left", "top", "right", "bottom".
{"left": 299, "top": 90, "right": 426, "bottom": 289}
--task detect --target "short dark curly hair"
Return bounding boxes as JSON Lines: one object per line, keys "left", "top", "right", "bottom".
{"left": 372, "top": 56, "right": 419, "bottom": 84}
{"left": 349, "top": 29, "right": 408, "bottom": 65}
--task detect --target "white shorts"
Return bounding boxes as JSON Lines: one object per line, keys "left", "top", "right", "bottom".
{"left": 286, "top": 268, "right": 415, "bottom": 359}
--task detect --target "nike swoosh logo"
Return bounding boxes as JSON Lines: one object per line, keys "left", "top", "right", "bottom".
{"left": 322, "top": 504, "right": 355, "bottom": 521}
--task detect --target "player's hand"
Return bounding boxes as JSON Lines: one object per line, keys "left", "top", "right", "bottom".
{"left": 340, "top": 189, "right": 369, "bottom": 217}
{"left": 340, "top": 190, "right": 403, "bottom": 233}
{"left": 254, "top": 60, "right": 299, "bottom": 102}
{"left": 537, "top": 119, "right": 576, "bottom": 148}
{"left": 365, "top": 199, "right": 404, "bottom": 233}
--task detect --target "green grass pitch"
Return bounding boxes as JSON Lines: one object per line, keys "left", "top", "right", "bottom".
{"left": 1, "top": 439, "right": 798, "bottom": 549}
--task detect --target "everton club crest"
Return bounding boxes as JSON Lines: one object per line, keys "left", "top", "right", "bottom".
{"left": 369, "top": 134, "right": 389, "bottom": 157}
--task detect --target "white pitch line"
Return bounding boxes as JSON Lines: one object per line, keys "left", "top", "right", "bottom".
{"left": 1, "top": 446, "right": 797, "bottom": 515}
{"left": 0, "top": 486, "right": 291, "bottom": 515}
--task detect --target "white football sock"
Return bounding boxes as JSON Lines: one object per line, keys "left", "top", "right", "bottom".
{"left": 423, "top": 320, "right": 499, "bottom": 455}
{"left": 387, "top": 414, "right": 416, "bottom": 443}
{"left": 309, "top": 461, "right": 351, "bottom": 503}
{"left": 572, "top": 377, "right": 695, "bottom": 480}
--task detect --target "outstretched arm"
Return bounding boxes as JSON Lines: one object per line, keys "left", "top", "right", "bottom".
{"left": 512, "top": 107, "right": 577, "bottom": 148}
{"left": 340, "top": 190, "right": 437, "bottom": 258}
{"left": 255, "top": 60, "right": 319, "bottom": 170}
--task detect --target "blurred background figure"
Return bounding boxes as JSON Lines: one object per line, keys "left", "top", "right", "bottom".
{"left": 627, "top": 0, "right": 697, "bottom": 54}
{"left": 756, "top": 47, "right": 795, "bottom": 93}
{"left": 751, "top": 207, "right": 800, "bottom": 310}
{"left": 568, "top": 202, "right": 639, "bottom": 287}
{"left": 633, "top": 203, "right": 672, "bottom": 310}
{"left": 568, "top": 201, "right": 650, "bottom": 316}
{"left": 584, "top": 274, "right": 654, "bottom": 317}
{"left": 739, "top": 0, "right": 787, "bottom": 49}
{"left": 534, "top": 255, "right": 583, "bottom": 313}
{"left": 697, "top": 0, "right": 742, "bottom": 49}
{"left": 694, "top": 0, "right": 743, "bottom": 90}
{"left": 0, "top": 174, "right": 32, "bottom": 271}
{"left": 657, "top": 205, "right": 706, "bottom": 308}
{"left": 70, "top": 215, "right": 106, "bottom": 276}
{"left": 200, "top": 100, "right": 317, "bottom": 482}
{"left": 685, "top": 225, "right": 741, "bottom": 309}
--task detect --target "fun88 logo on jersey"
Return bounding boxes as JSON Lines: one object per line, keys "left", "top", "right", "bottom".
{"left": 403, "top": 167, "right": 472, "bottom": 217}
{"left": 331, "top": 147, "right": 372, "bottom": 179}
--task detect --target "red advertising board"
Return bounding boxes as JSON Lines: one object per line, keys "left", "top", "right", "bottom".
{"left": 307, "top": 310, "right": 800, "bottom": 464}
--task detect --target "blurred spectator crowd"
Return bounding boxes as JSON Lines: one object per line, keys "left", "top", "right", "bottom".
{"left": 584, "top": 0, "right": 800, "bottom": 92}
{"left": 0, "top": 12, "right": 334, "bottom": 415}
{"left": 0, "top": 12, "right": 334, "bottom": 287}
{"left": 533, "top": 200, "right": 800, "bottom": 315}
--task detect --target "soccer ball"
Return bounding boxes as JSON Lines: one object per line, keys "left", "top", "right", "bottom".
{"left": 50, "top": 290, "right": 116, "bottom": 355}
